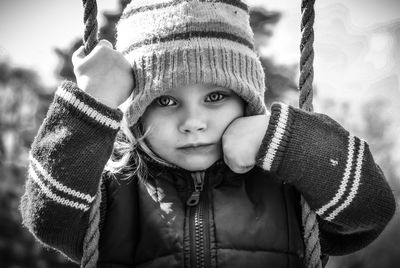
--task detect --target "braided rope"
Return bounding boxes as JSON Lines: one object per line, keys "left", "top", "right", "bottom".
{"left": 82, "top": 0, "right": 99, "bottom": 55}
{"left": 301, "top": 196, "right": 323, "bottom": 268}
{"left": 299, "top": 0, "right": 315, "bottom": 113}
{"left": 81, "top": 179, "right": 102, "bottom": 268}
{"left": 299, "top": 0, "right": 323, "bottom": 267}
{"left": 80, "top": 1, "right": 101, "bottom": 267}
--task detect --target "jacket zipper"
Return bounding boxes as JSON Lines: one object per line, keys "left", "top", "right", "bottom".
{"left": 186, "top": 171, "right": 211, "bottom": 268}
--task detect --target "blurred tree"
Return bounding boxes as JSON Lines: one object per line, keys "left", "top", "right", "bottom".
{"left": 99, "top": 0, "right": 130, "bottom": 46}
{"left": 250, "top": 7, "right": 299, "bottom": 107}
{"left": 0, "top": 59, "right": 72, "bottom": 267}
{"left": 54, "top": 40, "right": 82, "bottom": 82}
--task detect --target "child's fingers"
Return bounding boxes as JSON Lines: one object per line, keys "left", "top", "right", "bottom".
{"left": 72, "top": 40, "right": 113, "bottom": 69}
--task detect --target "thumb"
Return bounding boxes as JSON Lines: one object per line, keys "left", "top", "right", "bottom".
{"left": 71, "top": 45, "right": 86, "bottom": 67}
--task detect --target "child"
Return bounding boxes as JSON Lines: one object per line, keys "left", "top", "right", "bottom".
{"left": 19, "top": 1, "right": 396, "bottom": 267}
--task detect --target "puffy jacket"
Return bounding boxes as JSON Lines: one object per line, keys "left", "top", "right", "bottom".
{"left": 98, "top": 155, "right": 307, "bottom": 267}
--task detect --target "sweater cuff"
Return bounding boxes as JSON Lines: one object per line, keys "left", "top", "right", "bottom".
{"left": 255, "top": 102, "right": 295, "bottom": 173}
{"left": 54, "top": 80, "right": 124, "bottom": 131}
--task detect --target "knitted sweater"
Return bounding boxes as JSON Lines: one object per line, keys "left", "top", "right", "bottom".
{"left": 19, "top": 80, "right": 396, "bottom": 264}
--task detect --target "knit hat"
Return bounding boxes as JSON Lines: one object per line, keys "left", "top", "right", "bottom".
{"left": 115, "top": 0, "right": 267, "bottom": 127}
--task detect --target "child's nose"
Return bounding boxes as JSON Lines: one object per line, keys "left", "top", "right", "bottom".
{"left": 179, "top": 115, "right": 207, "bottom": 133}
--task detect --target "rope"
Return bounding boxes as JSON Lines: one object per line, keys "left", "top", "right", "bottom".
{"left": 299, "top": 0, "right": 323, "bottom": 267}
{"left": 81, "top": 179, "right": 102, "bottom": 268}
{"left": 301, "top": 196, "right": 323, "bottom": 268}
{"left": 80, "top": 1, "right": 101, "bottom": 267}
{"left": 82, "top": 0, "right": 99, "bottom": 55}
{"left": 299, "top": 0, "right": 315, "bottom": 112}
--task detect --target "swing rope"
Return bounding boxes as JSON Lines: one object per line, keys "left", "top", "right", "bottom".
{"left": 299, "top": 0, "right": 323, "bottom": 267}
{"left": 80, "top": 1, "right": 101, "bottom": 267}
{"left": 299, "top": 0, "right": 315, "bottom": 112}
{"left": 82, "top": 0, "right": 99, "bottom": 55}
{"left": 79, "top": 0, "right": 323, "bottom": 267}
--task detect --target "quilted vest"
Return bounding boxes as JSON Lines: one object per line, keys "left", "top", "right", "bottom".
{"left": 97, "top": 159, "right": 306, "bottom": 268}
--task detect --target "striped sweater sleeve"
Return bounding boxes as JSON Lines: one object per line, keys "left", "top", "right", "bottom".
{"left": 19, "top": 80, "right": 123, "bottom": 263}
{"left": 255, "top": 102, "right": 396, "bottom": 255}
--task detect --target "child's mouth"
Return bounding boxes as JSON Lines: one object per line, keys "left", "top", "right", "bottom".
{"left": 178, "top": 143, "right": 214, "bottom": 153}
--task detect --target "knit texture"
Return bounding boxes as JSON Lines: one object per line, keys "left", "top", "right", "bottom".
{"left": 19, "top": 81, "right": 123, "bottom": 263}
{"left": 114, "top": 0, "right": 267, "bottom": 127}
{"left": 19, "top": 83, "right": 396, "bottom": 264}
{"left": 255, "top": 102, "right": 396, "bottom": 255}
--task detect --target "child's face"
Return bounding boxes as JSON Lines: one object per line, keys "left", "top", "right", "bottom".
{"left": 141, "top": 83, "right": 245, "bottom": 171}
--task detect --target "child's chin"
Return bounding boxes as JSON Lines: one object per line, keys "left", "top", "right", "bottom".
{"left": 177, "top": 156, "right": 218, "bottom": 172}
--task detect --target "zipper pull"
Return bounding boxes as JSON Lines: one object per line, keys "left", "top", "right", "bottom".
{"left": 186, "top": 172, "right": 204, "bottom": 206}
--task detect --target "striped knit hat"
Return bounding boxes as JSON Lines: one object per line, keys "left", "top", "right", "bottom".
{"left": 115, "top": 0, "right": 267, "bottom": 127}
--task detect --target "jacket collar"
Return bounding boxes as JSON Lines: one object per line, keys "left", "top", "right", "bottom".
{"left": 137, "top": 147, "right": 241, "bottom": 188}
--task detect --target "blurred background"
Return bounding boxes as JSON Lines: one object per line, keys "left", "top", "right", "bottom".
{"left": 0, "top": 0, "right": 399, "bottom": 267}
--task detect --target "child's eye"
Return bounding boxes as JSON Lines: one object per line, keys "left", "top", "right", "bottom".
{"left": 206, "top": 92, "right": 226, "bottom": 102}
{"left": 156, "top": 96, "right": 176, "bottom": 107}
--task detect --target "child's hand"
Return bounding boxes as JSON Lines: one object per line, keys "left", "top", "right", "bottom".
{"left": 222, "top": 112, "right": 270, "bottom": 173}
{"left": 72, "top": 39, "right": 134, "bottom": 109}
